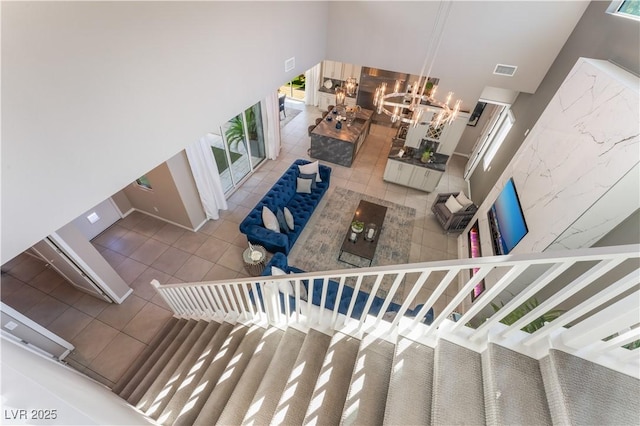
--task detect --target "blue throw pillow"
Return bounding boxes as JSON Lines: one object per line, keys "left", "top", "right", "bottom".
{"left": 299, "top": 172, "right": 317, "bottom": 189}
{"left": 276, "top": 208, "right": 289, "bottom": 234}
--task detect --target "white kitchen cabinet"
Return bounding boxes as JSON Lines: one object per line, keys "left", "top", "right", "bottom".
{"left": 436, "top": 112, "right": 470, "bottom": 156}
{"left": 383, "top": 160, "right": 413, "bottom": 186}
{"left": 407, "top": 166, "right": 443, "bottom": 192}
{"left": 341, "top": 63, "right": 362, "bottom": 83}
{"left": 344, "top": 97, "right": 357, "bottom": 107}
{"left": 404, "top": 110, "right": 470, "bottom": 155}
{"left": 318, "top": 92, "right": 333, "bottom": 111}
{"left": 408, "top": 167, "right": 429, "bottom": 189}
{"left": 385, "top": 159, "right": 444, "bottom": 192}
{"left": 323, "top": 60, "right": 343, "bottom": 80}
{"left": 405, "top": 112, "right": 435, "bottom": 148}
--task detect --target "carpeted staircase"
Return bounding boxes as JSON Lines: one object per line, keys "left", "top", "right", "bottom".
{"left": 112, "top": 317, "right": 640, "bottom": 425}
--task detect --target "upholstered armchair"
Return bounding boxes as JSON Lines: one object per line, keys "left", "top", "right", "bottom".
{"left": 431, "top": 192, "right": 478, "bottom": 233}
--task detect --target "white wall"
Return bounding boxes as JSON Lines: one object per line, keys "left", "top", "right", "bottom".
{"left": 1, "top": 338, "right": 152, "bottom": 425}
{"left": 458, "top": 58, "right": 639, "bottom": 313}
{"left": 325, "top": 1, "right": 588, "bottom": 111}
{"left": 1, "top": 1, "right": 329, "bottom": 263}
{"left": 468, "top": 59, "right": 638, "bottom": 256}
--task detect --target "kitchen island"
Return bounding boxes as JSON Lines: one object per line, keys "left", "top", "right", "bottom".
{"left": 383, "top": 137, "right": 448, "bottom": 192}
{"left": 310, "top": 108, "right": 373, "bottom": 167}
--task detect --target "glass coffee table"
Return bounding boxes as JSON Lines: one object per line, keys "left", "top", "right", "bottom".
{"left": 338, "top": 200, "right": 387, "bottom": 267}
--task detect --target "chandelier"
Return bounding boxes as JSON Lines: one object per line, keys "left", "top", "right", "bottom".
{"left": 373, "top": 1, "right": 461, "bottom": 128}
{"left": 344, "top": 77, "right": 357, "bottom": 96}
{"left": 335, "top": 86, "right": 346, "bottom": 106}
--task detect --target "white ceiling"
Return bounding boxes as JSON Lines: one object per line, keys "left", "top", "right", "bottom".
{"left": 326, "top": 1, "right": 590, "bottom": 110}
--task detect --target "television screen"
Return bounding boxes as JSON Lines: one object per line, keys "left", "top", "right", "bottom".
{"left": 488, "top": 178, "right": 528, "bottom": 255}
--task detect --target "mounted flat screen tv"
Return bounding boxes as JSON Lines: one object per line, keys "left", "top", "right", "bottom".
{"left": 487, "top": 178, "right": 528, "bottom": 255}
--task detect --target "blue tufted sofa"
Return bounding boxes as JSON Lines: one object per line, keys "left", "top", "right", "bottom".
{"left": 255, "top": 253, "right": 434, "bottom": 324}
{"left": 239, "top": 159, "right": 331, "bottom": 255}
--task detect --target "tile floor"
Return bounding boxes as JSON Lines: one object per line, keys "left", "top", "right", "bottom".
{"left": 0, "top": 99, "right": 468, "bottom": 388}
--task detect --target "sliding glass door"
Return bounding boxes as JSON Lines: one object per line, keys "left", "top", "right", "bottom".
{"left": 208, "top": 101, "right": 266, "bottom": 194}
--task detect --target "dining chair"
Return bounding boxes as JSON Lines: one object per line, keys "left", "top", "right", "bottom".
{"left": 279, "top": 95, "right": 286, "bottom": 119}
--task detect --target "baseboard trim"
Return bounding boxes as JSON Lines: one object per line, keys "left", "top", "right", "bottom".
{"left": 124, "top": 208, "right": 200, "bottom": 232}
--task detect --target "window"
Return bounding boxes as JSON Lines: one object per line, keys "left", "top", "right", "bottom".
{"left": 279, "top": 74, "right": 306, "bottom": 101}
{"left": 483, "top": 109, "right": 515, "bottom": 171}
{"left": 209, "top": 101, "right": 266, "bottom": 194}
{"left": 607, "top": 0, "right": 640, "bottom": 20}
{"left": 135, "top": 175, "right": 152, "bottom": 190}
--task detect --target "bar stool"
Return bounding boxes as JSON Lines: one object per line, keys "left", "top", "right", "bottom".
{"left": 327, "top": 105, "right": 335, "bottom": 112}
{"left": 315, "top": 118, "right": 323, "bottom": 125}
{"left": 308, "top": 125, "right": 316, "bottom": 136}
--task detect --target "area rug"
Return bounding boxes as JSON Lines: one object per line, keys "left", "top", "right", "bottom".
{"left": 289, "top": 187, "right": 416, "bottom": 301}
{"left": 280, "top": 107, "right": 301, "bottom": 128}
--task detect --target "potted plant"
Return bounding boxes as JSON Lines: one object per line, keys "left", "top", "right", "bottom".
{"left": 491, "top": 297, "right": 564, "bottom": 333}
{"left": 421, "top": 149, "right": 432, "bottom": 163}
{"left": 351, "top": 220, "right": 364, "bottom": 233}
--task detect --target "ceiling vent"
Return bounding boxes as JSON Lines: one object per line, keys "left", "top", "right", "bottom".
{"left": 284, "top": 57, "right": 295, "bottom": 72}
{"left": 493, "top": 64, "right": 518, "bottom": 77}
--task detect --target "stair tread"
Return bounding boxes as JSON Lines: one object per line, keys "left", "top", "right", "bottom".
{"left": 145, "top": 320, "right": 221, "bottom": 418}
{"left": 118, "top": 318, "right": 185, "bottom": 400}
{"left": 192, "top": 325, "right": 266, "bottom": 425}
{"left": 303, "top": 332, "right": 360, "bottom": 426}
{"left": 171, "top": 322, "right": 250, "bottom": 426}
{"left": 272, "top": 329, "right": 332, "bottom": 425}
{"left": 127, "top": 319, "right": 198, "bottom": 405}
{"left": 241, "top": 327, "right": 306, "bottom": 425}
{"left": 157, "top": 321, "right": 235, "bottom": 425}
{"left": 483, "top": 343, "right": 551, "bottom": 425}
{"left": 341, "top": 336, "right": 394, "bottom": 425}
{"left": 383, "top": 337, "right": 434, "bottom": 426}
{"left": 136, "top": 320, "right": 209, "bottom": 412}
{"left": 543, "top": 349, "right": 640, "bottom": 426}
{"left": 112, "top": 317, "right": 179, "bottom": 395}
{"left": 216, "top": 327, "right": 285, "bottom": 426}
{"left": 432, "top": 339, "right": 485, "bottom": 426}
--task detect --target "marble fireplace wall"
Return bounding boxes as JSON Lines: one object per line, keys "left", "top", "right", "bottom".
{"left": 458, "top": 58, "right": 639, "bottom": 307}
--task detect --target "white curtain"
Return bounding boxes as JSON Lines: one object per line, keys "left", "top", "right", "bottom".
{"left": 264, "top": 92, "right": 281, "bottom": 160}
{"left": 305, "top": 63, "right": 322, "bottom": 106}
{"left": 185, "top": 135, "right": 228, "bottom": 220}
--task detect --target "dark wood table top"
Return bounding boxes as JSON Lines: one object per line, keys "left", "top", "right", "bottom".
{"left": 339, "top": 200, "right": 387, "bottom": 265}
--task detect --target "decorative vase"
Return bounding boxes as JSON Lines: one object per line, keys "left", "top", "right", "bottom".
{"left": 364, "top": 223, "right": 377, "bottom": 241}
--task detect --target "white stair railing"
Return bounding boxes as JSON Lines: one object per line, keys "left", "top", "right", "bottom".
{"left": 151, "top": 244, "right": 640, "bottom": 377}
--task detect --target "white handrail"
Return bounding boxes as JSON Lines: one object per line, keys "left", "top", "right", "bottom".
{"left": 150, "top": 244, "right": 640, "bottom": 377}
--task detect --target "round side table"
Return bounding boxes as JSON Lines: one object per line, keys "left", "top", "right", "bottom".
{"left": 242, "top": 245, "right": 267, "bottom": 276}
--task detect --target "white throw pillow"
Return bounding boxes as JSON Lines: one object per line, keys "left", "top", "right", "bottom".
{"left": 445, "top": 195, "right": 464, "bottom": 214}
{"left": 289, "top": 272, "right": 308, "bottom": 301}
{"left": 283, "top": 207, "right": 295, "bottom": 230}
{"left": 271, "top": 266, "right": 295, "bottom": 296}
{"left": 262, "top": 206, "right": 280, "bottom": 233}
{"left": 298, "top": 161, "right": 322, "bottom": 182}
{"left": 296, "top": 177, "right": 313, "bottom": 194}
{"left": 456, "top": 192, "right": 473, "bottom": 208}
